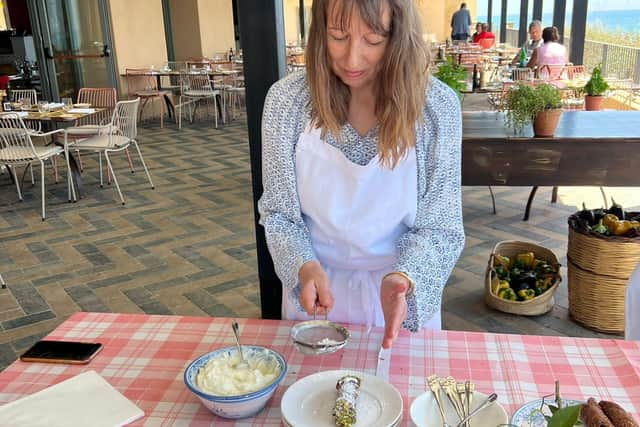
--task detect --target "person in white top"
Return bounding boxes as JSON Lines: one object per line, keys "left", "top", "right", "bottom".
{"left": 259, "top": 0, "right": 465, "bottom": 349}
{"left": 527, "top": 26, "right": 567, "bottom": 75}
{"left": 626, "top": 262, "right": 640, "bottom": 340}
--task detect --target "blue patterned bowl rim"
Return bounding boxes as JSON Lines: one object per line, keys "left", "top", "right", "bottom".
{"left": 184, "top": 345, "right": 287, "bottom": 402}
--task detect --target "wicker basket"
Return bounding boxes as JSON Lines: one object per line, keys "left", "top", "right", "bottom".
{"left": 567, "top": 226, "right": 640, "bottom": 333}
{"left": 484, "top": 241, "right": 561, "bottom": 316}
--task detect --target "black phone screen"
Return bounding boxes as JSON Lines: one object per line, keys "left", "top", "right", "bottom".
{"left": 20, "top": 340, "right": 103, "bottom": 363}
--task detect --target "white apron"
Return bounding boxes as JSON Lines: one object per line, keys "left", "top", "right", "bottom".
{"left": 283, "top": 123, "right": 441, "bottom": 330}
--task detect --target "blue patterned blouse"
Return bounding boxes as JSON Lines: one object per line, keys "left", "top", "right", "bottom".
{"left": 258, "top": 72, "right": 465, "bottom": 332}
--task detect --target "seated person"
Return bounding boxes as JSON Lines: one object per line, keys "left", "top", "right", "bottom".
{"left": 511, "top": 20, "right": 543, "bottom": 65}
{"left": 472, "top": 23, "right": 483, "bottom": 43}
{"left": 527, "top": 26, "right": 567, "bottom": 77}
{"left": 475, "top": 23, "right": 495, "bottom": 48}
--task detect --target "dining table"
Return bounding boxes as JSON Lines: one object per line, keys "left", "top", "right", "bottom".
{"left": 462, "top": 110, "right": 640, "bottom": 219}
{"left": 0, "top": 311, "right": 638, "bottom": 426}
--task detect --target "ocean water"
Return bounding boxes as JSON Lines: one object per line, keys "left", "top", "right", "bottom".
{"left": 478, "top": 9, "right": 640, "bottom": 34}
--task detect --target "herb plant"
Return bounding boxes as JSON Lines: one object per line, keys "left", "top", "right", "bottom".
{"left": 504, "top": 83, "right": 562, "bottom": 132}
{"left": 434, "top": 57, "right": 467, "bottom": 100}
{"left": 583, "top": 64, "right": 609, "bottom": 96}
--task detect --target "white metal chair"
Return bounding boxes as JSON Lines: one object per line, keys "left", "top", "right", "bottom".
{"left": 66, "top": 88, "right": 134, "bottom": 186}
{"left": 0, "top": 113, "right": 72, "bottom": 220}
{"left": 512, "top": 67, "right": 534, "bottom": 81}
{"left": 178, "top": 72, "right": 220, "bottom": 129}
{"left": 66, "top": 98, "right": 154, "bottom": 205}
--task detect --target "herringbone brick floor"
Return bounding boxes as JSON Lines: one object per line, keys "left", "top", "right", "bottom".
{"left": 0, "top": 99, "right": 637, "bottom": 371}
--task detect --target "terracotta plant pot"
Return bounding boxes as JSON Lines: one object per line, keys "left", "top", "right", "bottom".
{"left": 585, "top": 95, "right": 605, "bottom": 111}
{"left": 533, "top": 109, "right": 562, "bottom": 137}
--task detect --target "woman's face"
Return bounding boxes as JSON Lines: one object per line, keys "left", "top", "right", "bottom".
{"left": 326, "top": 0, "right": 391, "bottom": 91}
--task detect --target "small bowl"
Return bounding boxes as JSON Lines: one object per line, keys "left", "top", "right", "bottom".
{"left": 184, "top": 345, "right": 287, "bottom": 419}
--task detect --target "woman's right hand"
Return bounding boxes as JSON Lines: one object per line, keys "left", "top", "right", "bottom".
{"left": 298, "top": 261, "right": 334, "bottom": 316}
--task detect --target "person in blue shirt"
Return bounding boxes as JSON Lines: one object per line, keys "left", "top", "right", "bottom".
{"left": 451, "top": 3, "right": 472, "bottom": 41}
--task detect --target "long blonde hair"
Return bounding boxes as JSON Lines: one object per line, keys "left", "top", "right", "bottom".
{"left": 306, "top": 0, "right": 430, "bottom": 168}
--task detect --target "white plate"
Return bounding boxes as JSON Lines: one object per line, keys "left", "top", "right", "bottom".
{"left": 410, "top": 390, "right": 508, "bottom": 427}
{"left": 510, "top": 398, "right": 583, "bottom": 427}
{"left": 280, "top": 370, "right": 402, "bottom": 427}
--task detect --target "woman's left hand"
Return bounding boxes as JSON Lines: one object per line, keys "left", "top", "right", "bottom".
{"left": 380, "top": 273, "right": 410, "bottom": 349}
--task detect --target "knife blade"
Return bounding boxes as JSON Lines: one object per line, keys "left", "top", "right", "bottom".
{"left": 375, "top": 347, "right": 391, "bottom": 381}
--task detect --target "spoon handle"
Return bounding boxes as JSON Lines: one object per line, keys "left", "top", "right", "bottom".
{"left": 231, "top": 320, "right": 244, "bottom": 360}
{"left": 455, "top": 393, "right": 498, "bottom": 427}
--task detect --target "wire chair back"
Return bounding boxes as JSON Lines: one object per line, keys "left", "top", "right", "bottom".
{"left": 512, "top": 67, "right": 534, "bottom": 81}
{"left": 108, "top": 98, "right": 139, "bottom": 148}
{"left": 0, "top": 113, "right": 37, "bottom": 162}
{"left": 11, "top": 89, "right": 37, "bottom": 105}
{"left": 538, "top": 64, "right": 564, "bottom": 81}
{"left": 125, "top": 68, "right": 158, "bottom": 98}
{"left": 181, "top": 73, "right": 216, "bottom": 97}
{"left": 76, "top": 87, "right": 116, "bottom": 127}
{"left": 564, "top": 65, "right": 587, "bottom": 80}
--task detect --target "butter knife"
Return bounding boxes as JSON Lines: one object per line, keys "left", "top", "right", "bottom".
{"left": 375, "top": 347, "right": 391, "bottom": 381}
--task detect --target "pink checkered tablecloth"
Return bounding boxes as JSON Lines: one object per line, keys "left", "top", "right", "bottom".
{"left": 1, "top": 312, "right": 639, "bottom": 426}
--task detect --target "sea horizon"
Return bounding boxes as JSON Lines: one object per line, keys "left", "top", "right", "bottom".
{"left": 478, "top": 9, "right": 640, "bottom": 34}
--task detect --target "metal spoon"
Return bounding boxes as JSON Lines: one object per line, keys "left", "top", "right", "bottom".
{"left": 231, "top": 320, "right": 249, "bottom": 368}
{"left": 427, "top": 375, "right": 451, "bottom": 427}
{"left": 455, "top": 393, "right": 498, "bottom": 427}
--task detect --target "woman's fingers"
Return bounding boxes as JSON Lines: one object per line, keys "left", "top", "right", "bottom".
{"left": 298, "top": 261, "right": 333, "bottom": 315}
{"left": 381, "top": 276, "right": 410, "bottom": 349}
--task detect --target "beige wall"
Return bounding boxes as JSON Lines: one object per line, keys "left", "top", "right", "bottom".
{"left": 283, "top": 0, "right": 300, "bottom": 45}
{"left": 197, "top": 0, "right": 235, "bottom": 58}
{"left": 108, "top": 0, "right": 168, "bottom": 95}
{"left": 417, "top": 0, "right": 477, "bottom": 42}
{"left": 169, "top": 0, "right": 202, "bottom": 61}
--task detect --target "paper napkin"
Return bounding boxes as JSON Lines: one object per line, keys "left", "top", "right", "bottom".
{"left": 0, "top": 370, "right": 144, "bottom": 427}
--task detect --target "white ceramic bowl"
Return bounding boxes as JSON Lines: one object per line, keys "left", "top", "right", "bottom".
{"left": 184, "top": 345, "right": 287, "bottom": 419}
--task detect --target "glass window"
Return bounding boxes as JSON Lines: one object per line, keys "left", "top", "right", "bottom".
{"left": 491, "top": 0, "right": 502, "bottom": 41}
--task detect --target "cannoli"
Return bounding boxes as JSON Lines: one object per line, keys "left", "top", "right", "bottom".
{"left": 580, "top": 397, "right": 615, "bottom": 427}
{"left": 599, "top": 401, "right": 639, "bottom": 427}
{"left": 333, "top": 375, "right": 361, "bottom": 427}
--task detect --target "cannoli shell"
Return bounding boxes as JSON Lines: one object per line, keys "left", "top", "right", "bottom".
{"left": 580, "top": 397, "right": 615, "bottom": 427}
{"left": 599, "top": 401, "right": 639, "bottom": 427}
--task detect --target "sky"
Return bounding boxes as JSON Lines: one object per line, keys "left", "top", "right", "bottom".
{"left": 477, "top": 0, "right": 640, "bottom": 14}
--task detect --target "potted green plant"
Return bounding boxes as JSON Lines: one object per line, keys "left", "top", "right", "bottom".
{"left": 434, "top": 57, "right": 467, "bottom": 100}
{"left": 504, "top": 83, "right": 563, "bottom": 137}
{"left": 583, "top": 64, "right": 609, "bottom": 111}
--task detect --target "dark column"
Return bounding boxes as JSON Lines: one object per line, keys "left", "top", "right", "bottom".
{"left": 487, "top": 0, "right": 493, "bottom": 31}
{"left": 518, "top": 0, "right": 529, "bottom": 47}
{"left": 499, "top": 0, "right": 507, "bottom": 43}
{"left": 237, "top": 0, "right": 287, "bottom": 319}
{"left": 298, "top": 0, "right": 305, "bottom": 45}
{"left": 553, "top": 0, "right": 567, "bottom": 43}
{"left": 532, "top": 0, "right": 543, "bottom": 21}
{"left": 161, "top": 0, "right": 175, "bottom": 61}
{"left": 569, "top": 0, "right": 588, "bottom": 65}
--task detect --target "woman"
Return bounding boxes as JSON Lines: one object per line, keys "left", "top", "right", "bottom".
{"left": 472, "top": 23, "right": 483, "bottom": 43}
{"left": 527, "top": 26, "right": 567, "bottom": 74}
{"left": 259, "top": 0, "right": 465, "bottom": 349}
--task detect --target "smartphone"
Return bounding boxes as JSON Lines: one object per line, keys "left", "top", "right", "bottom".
{"left": 20, "top": 340, "right": 103, "bottom": 364}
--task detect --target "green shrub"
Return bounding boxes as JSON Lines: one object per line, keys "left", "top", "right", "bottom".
{"left": 583, "top": 64, "right": 609, "bottom": 96}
